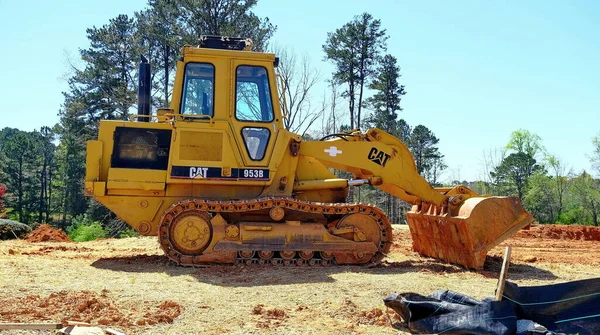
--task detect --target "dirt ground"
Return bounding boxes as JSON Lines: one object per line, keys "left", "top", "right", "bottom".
{"left": 1, "top": 224, "right": 599, "bottom": 335}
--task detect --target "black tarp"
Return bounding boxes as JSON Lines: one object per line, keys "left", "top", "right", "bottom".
{"left": 384, "top": 278, "right": 600, "bottom": 335}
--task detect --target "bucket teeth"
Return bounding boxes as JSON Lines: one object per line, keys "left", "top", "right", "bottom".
{"left": 406, "top": 196, "right": 534, "bottom": 269}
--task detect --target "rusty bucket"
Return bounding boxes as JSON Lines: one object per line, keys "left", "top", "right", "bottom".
{"left": 406, "top": 196, "right": 533, "bottom": 269}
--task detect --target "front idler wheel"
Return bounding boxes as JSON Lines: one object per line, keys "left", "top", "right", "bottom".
{"left": 159, "top": 203, "right": 214, "bottom": 265}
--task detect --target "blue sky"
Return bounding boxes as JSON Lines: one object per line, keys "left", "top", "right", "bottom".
{"left": 0, "top": 0, "right": 598, "bottom": 181}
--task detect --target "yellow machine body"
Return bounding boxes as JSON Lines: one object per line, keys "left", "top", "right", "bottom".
{"left": 85, "top": 37, "right": 532, "bottom": 268}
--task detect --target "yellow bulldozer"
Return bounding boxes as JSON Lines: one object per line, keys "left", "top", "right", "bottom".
{"left": 84, "top": 36, "right": 532, "bottom": 269}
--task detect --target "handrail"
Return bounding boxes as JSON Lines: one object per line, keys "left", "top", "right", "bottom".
{"left": 167, "top": 113, "right": 214, "bottom": 124}
{"left": 276, "top": 73, "right": 289, "bottom": 119}
{"left": 127, "top": 113, "right": 214, "bottom": 124}
{"left": 128, "top": 114, "right": 167, "bottom": 122}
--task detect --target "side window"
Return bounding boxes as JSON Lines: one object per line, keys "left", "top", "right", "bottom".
{"left": 181, "top": 63, "right": 214, "bottom": 116}
{"left": 242, "top": 127, "right": 270, "bottom": 161}
{"left": 235, "top": 66, "right": 274, "bottom": 122}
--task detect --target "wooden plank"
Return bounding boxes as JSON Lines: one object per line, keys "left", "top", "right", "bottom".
{"left": 495, "top": 246, "right": 512, "bottom": 301}
{"left": 65, "top": 320, "right": 91, "bottom": 326}
{"left": 0, "top": 323, "right": 63, "bottom": 330}
{"left": 105, "top": 328, "right": 127, "bottom": 335}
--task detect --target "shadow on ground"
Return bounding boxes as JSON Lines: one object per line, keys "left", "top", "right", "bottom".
{"left": 479, "top": 255, "right": 558, "bottom": 280}
{"left": 90, "top": 253, "right": 557, "bottom": 287}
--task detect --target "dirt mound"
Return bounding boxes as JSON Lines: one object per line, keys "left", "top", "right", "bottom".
{"left": 25, "top": 224, "right": 71, "bottom": 242}
{"left": 0, "top": 290, "right": 182, "bottom": 331}
{"left": 516, "top": 224, "right": 600, "bottom": 241}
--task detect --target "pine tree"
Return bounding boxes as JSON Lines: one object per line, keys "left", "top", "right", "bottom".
{"left": 136, "top": 1, "right": 183, "bottom": 107}
{"left": 409, "top": 125, "right": 446, "bottom": 184}
{"left": 364, "top": 54, "right": 406, "bottom": 135}
{"left": 323, "top": 13, "right": 387, "bottom": 129}
{"left": 37, "top": 126, "right": 56, "bottom": 223}
{"left": 0, "top": 131, "right": 39, "bottom": 223}
{"left": 178, "top": 0, "right": 276, "bottom": 51}
{"left": 70, "top": 14, "right": 140, "bottom": 127}
{"left": 54, "top": 98, "right": 90, "bottom": 226}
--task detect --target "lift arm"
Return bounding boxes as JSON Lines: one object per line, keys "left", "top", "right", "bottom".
{"left": 298, "top": 128, "right": 466, "bottom": 207}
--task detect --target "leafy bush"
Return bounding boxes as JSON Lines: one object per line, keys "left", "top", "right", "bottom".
{"left": 67, "top": 213, "right": 136, "bottom": 241}
{"left": 557, "top": 206, "right": 588, "bottom": 225}
{"left": 67, "top": 214, "right": 107, "bottom": 241}
{"left": 0, "top": 219, "right": 31, "bottom": 240}
{"left": 119, "top": 227, "right": 139, "bottom": 238}
{"left": 67, "top": 214, "right": 96, "bottom": 233}
{"left": 68, "top": 223, "right": 107, "bottom": 242}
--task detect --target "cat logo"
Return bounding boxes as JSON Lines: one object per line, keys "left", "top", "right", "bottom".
{"left": 368, "top": 147, "right": 391, "bottom": 167}
{"left": 189, "top": 167, "right": 209, "bottom": 178}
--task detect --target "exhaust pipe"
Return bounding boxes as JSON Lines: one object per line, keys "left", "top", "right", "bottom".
{"left": 137, "top": 55, "right": 151, "bottom": 122}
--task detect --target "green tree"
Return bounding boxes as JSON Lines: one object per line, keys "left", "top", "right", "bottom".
{"left": 0, "top": 131, "right": 39, "bottom": 223}
{"left": 506, "top": 129, "right": 544, "bottom": 159}
{"left": 54, "top": 99, "right": 90, "bottom": 226}
{"left": 571, "top": 172, "right": 600, "bottom": 226}
{"left": 361, "top": 54, "right": 407, "bottom": 217}
{"left": 36, "top": 127, "right": 56, "bottom": 223}
{"left": 492, "top": 130, "right": 544, "bottom": 200}
{"left": 135, "top": 0, "right": 276, "bottom": 107}
{"left": 178, "top": 0, "right": 276, "bottom": 51}
{"left": 545, "top": 155, "right": 569, "bottom": 220}
{"left": 523, "top": 172, "right": 557, "bottom": 223}
{"left": 408, "top": 125, "right": 446, "bottom": 183}
{"left": 396, "top": 119, "right": 411, "bottom": 143}
{"left": 492, "top": 152, "right": 542, "bottom": 200}
{"left": 364, "top": 54, "right": 406, "bottom": 136}
{"left": 323, "top": 12, "right": 387, "bottom": 129}
{"left": 136, "top": 0, "right": 184, "bottom": 107}
{"left": 69, "top": 14, "right": 140, "bottom": 127}
{"left": 0, "top": 128, "right": 20, "bottom": 148}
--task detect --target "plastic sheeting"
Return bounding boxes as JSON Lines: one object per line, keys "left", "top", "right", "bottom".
{"left": 384, "top": 278, "right": 600, "bottom": 335}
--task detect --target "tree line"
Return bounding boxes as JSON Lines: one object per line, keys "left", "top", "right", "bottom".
{"left": 0, "top": 0, "right": 598, "bottom": 231}
{"left": 471, "top": 130, "right": 600, "bottom": 226}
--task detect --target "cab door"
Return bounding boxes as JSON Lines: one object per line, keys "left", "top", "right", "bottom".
{"left": 229, "top": 61, "right": 278, "bottom": 170}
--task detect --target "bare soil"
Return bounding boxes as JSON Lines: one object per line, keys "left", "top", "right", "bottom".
{"left": 0, "top": 290, "right": 181, "bottom": 328}
{"left": 1, "top": 224, "right": 599, "bottom": 334}
{"left": 489, "top": 224, "right": 600, "bottom": 266}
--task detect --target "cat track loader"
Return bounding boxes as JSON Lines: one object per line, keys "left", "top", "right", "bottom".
{"left": 85, "top": 36, "right": 533, "bottom": 269}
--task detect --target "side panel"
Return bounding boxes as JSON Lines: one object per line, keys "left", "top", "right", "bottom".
{"left": 166, "top": 121, "right": 270, "bottom": 199}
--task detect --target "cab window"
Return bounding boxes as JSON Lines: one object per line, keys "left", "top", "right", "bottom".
{"left": 235, "top": 66, "right": 274, "bottom": 122}
{"left": 242, "top": 127, "right": 270, "bottom": 160}
{"left": 181, "top": 63, "right": 214, "bottom": 116}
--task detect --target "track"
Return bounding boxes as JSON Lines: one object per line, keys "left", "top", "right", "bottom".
{"left": 158, "top": 197, "right": 393, "bottom": 267}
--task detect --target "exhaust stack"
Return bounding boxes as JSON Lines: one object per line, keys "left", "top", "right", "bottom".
{"left": 137, "top": 55, "right": 151, "bottom": 122}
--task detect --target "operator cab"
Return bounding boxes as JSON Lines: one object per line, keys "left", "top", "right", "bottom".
{"left": 150, "top": 36, "right": 283, "bottom": 175}
{"left": 171, "top": 36, "right": 283, "bottom": 166}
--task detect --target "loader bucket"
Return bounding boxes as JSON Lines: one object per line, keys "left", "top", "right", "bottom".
{"left": 405, "top": 196, "right": 533, "bottom": 269}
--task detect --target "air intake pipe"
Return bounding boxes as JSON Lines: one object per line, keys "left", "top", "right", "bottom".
{"left": 137, "top": 55, "right": 151, "bottom": 122}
